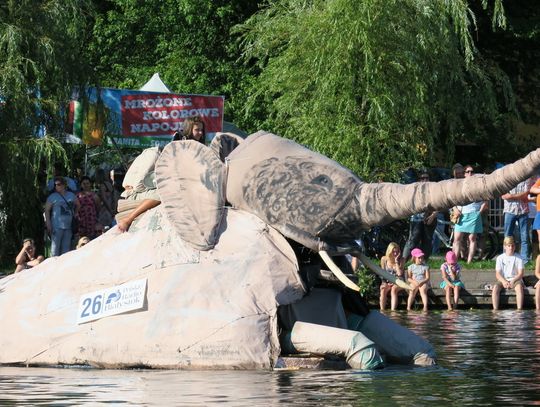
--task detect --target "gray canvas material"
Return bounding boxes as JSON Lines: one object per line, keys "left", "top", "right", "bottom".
{"left": 0, "top": 207, "right": 304, "bottom": 368}
{"left": 156, "top": 140, "right": 226, "bottom": 251}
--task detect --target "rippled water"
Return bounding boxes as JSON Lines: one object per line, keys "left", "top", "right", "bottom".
{"left": 2, "top": 310, "right": 540, "bottom": 406}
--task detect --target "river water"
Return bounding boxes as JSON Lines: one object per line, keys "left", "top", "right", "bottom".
{"left": 2, "top": 309, "right": 539, "bottom": 406}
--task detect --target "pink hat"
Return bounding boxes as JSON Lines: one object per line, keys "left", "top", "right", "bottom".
{"left": 445, "top": 251, "right": 457, "bottom": 264}
{"left": 410, "top": 248, "right": 425, "bottom": 258}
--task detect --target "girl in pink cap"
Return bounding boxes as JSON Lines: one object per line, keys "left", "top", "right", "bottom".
{"left": 406, "top": 248, "right": 430, "bottom": 311}
{"left": 439, "top": 251, "right": 464, "bottom": 310}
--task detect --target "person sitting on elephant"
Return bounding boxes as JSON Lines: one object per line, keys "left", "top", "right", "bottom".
{"left": 379, "top": 242, "right": 405, "bottom": 311}
{"left": 15, "top": 238, "right": 44, "bottom": 273}
{"left": 406, "top": 248, "right": 431, "bottom": 311}
{"left": 172, "top": 115, "right": 206, "bottom": 144}
{"left": 117, "top": 116, "right": 206, "bottom": 232}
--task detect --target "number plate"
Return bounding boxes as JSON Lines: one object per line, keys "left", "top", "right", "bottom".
{"left": 77, "top": 279, "right": 147, "bottom": 324}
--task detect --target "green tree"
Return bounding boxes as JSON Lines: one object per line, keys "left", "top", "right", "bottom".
{"left": 0, "top": 0, "right": 94, "bottom": 262}
{"left": 471, "top": 0, "right": 540, "bottom": 164}
{"left": 88, "top": 0, "right": 261, "bottom": 124}
{"left": 238, "top": 0, "right": 512, "bottom": 180}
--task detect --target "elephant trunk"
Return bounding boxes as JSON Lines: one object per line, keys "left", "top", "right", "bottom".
{"left": 355, "top": 148, "right": 540, "bottom": 229}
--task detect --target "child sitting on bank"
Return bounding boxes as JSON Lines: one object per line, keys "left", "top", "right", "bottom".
{"left": 440, "top": 250, "right": 465, "bottom": 310}
{"left": 406, "top": 248, "right": 431, "bottom": 311}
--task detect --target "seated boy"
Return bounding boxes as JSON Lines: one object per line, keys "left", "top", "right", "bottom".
{"left": 492, "top": 237, "right": 525, "bottom": 310}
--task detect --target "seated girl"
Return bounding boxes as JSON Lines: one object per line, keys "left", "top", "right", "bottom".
{"left": 379, "top": 242, "right": 405, "bottom": 311}
{"left": 439, "top": 250, "right": 465, "bottom": 310}
{"left": 117, "top": 116, "right": 206, "bottom": 232}
{"left": 406, "top": 248, "right": 430, "bottom": 311}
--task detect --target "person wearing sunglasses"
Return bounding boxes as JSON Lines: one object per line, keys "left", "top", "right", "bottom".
{"left": 452, "top": 165, "right": 488, "bottom": 263}
{"left": 45, "top": 176, "right": 81, "bottom": 256}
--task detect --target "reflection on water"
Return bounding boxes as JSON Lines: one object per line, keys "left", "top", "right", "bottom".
{"left": 2, "top": 310, "right": 540, "bottom": 406}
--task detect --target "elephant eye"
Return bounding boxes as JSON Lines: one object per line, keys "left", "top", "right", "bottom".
{"left": 311, "top": 175, "right": 333, "bottom": 190}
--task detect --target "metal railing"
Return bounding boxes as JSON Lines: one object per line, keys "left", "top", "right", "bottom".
{"left": 488, "top": 198, "right": 504, "bottom": 232}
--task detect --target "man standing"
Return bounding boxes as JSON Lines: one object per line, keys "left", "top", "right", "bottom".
{"left": 502, "top": 178, "right": 532, "bottom": 263}
{"left": 402, "top": 171, "right": 437, "bottom": 261}
{"left": 492, "top": 237, "right": 525, "bottom": 310}
{"left": 45, "top": 176, "right": 80, "bottom": 256}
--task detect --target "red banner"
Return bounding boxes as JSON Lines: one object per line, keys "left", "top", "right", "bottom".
{"left": 121, "top": 93, "right": 224, "bottom": 137}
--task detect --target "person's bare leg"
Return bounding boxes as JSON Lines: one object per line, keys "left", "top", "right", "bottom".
{"left": 515, "top": 283, "right": 524, "bottom": 310}
{"left": 407, "top": 288, "right": 418, "bottom": 311}
{"left": 390, "top": 286, "right": 401, "bottom": 311}
{"left": 453, "top": 286, "right": 460, "bottom": 308}
{"left": 420, "top": 285, "right": 429, "bottom": 311}
{"left": 379, "top": 286, "right": 388, "bottom": 310}
{"left": 445, "top": 287, "right": 452, "bottom": 310}
{"left": 117, "top": 199, "right": 161, "bottom": 232}
{"left": 467, "top": 233, "right": 477, "bottom": 264}
{"left": 492, "top": 284, "right": 501, "bottom": 310}
{"left": 536, "top": 284, "right": 540, "bottom": 310}
{"left": 453, "top": 231, "right": 463, "bottom": 260}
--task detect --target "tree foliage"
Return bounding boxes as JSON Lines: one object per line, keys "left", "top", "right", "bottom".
{"left": 88, "top": 0, "right": 261, "bottom": 123}
{"left": 237, "top": 0, "right": 512, "bottom": 180}
{"left": 0, "top": 0, "right": 94, "bottom": 261}
{"left": 1, "top": 0, "right": 538, "bottom": 264}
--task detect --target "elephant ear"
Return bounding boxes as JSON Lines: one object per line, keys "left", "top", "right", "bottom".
{"left": 155, "top": 140, "right": 226, "bottom": 251}
{"left": 209, "top": 132, "right": 244, "bottom": 162}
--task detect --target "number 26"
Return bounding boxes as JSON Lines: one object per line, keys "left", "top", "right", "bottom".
{"left": 81, "top": 295, "right": 103, "bottom": 318}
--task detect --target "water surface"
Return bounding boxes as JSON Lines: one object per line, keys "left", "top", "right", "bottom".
{"left": 2, "top": 310, "right": 539, "bottom": 406}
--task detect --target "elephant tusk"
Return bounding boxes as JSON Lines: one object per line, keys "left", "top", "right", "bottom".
{"left": 319, "top": 251, "right": 361, "bottom": 292}
{"left": 354, "top": 252, "right": 411, "bottom": 291}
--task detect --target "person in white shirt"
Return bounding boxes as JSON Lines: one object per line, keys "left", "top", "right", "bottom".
{"left": 492, "top": 236, "right": 525, "bottom": 310}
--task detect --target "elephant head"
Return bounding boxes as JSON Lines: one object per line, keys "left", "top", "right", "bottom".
{"left": 155, "top": 131, "right": 540, "bottom": 288}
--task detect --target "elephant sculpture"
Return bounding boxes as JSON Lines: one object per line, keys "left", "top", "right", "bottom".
{"left": 0, "top": 130, "right": 539, "bottom": 370}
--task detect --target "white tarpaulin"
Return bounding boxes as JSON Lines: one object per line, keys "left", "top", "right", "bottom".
{"left": 0, "top": 207, "right": 305, "bottom": 369}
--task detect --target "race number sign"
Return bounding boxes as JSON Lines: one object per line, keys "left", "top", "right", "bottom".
{"left": 77, "top": 279, "right": 147, "bottom": 324}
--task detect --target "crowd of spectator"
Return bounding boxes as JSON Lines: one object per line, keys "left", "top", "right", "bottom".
{"left": 359, "top": 162, "right": 540, "bottom": 311}
{"left": 13, "top": 166, "right": 122, "bottom": 273}
{"left": 12, "top": 116, "right": 205, "bottom": 273}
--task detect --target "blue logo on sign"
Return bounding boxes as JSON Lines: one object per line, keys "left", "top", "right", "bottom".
{"left": 106, "top": 290, "right": 122, "bottom": 304}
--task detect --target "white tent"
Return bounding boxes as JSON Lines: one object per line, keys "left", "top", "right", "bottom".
{"left": 140, "top": 73, "right": 171, "bottom": 93}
